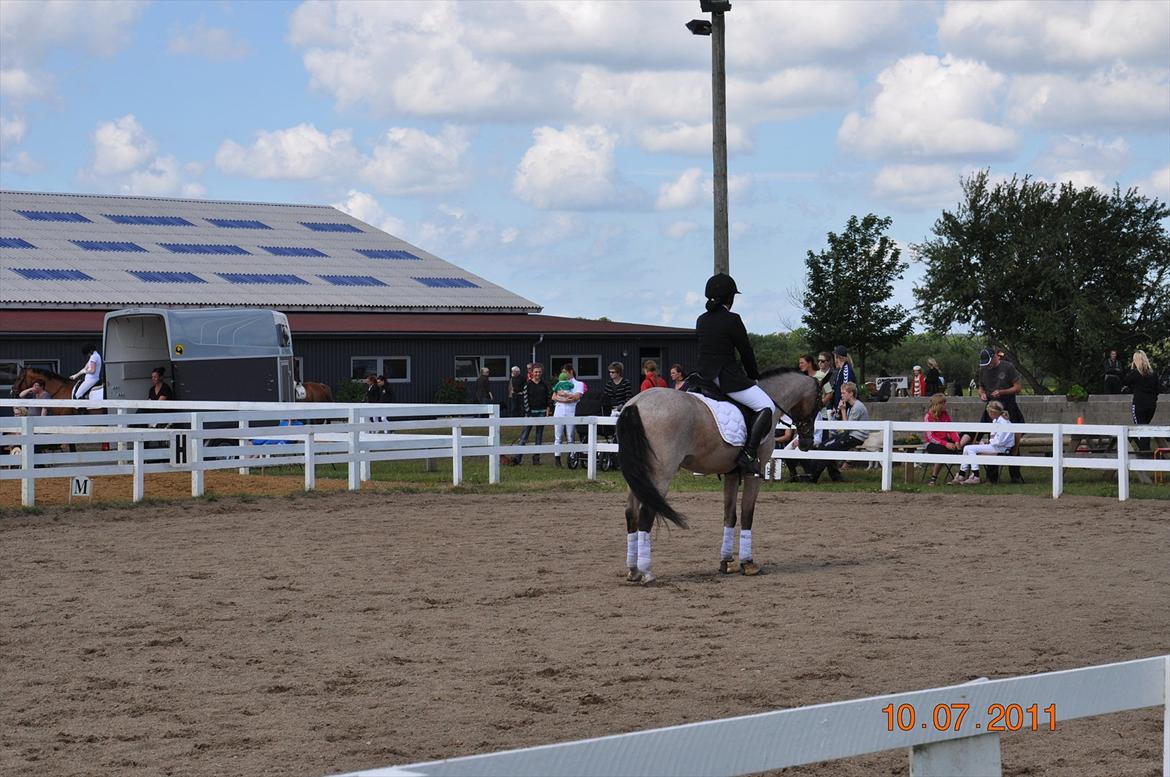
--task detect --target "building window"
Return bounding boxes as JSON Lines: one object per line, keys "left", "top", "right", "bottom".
{"left": 455, "top": 356, "right": 508, "bottom": 380}
{"left": 351, "top": 356, "right": 410, "bottom": 382}
{"left": 0, "top": 359, "right": 60, "bottom": 393}
{"left": 550, "top": 355, "right": 602, "bottom": 381}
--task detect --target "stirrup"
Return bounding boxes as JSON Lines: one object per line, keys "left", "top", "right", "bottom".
{"left": 737, "top": 451, "right": 764, "bottom": 478}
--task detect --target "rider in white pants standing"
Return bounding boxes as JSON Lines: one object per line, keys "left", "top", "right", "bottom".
{"left": 695, "top": 273, "right": 775, "bottom": 478}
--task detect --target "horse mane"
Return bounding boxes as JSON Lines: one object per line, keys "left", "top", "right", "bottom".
{"left": 26, "top": 366, "right": 71, "bottom": 382}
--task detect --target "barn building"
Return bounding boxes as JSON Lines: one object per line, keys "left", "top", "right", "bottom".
{"left": 1, "top": 190, "right": 697, "bottom": 404}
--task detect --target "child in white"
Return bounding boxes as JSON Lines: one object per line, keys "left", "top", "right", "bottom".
{"left": 71, "top": 345, "right": 102, "bottom": 400}
{"left": 551, "top": 372, "right": 581, "bottom": 455}
{"left": 953, "top": 401, "right": 1013, "bottom": 485}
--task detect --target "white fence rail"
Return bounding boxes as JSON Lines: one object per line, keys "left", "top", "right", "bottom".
{"left": 1, "top": 400, "right": 1167, "bottom": 507}
{"left": 332, "top": 655, "right": 1169, "bottom": 777}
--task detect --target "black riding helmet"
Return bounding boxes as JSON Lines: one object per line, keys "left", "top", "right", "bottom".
{"left": 704, "top": 273, "right": 740, "bottom": 300}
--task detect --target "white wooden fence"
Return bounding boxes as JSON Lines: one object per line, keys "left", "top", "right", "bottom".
{"left": 331, "top": 655, "right": 1169, "bottom": 777}
{"left": 1, "top": 399, "right": 1167, "bottom": 507}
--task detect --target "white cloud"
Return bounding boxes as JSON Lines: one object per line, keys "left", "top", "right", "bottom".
{"left": 1136, "top": 165, "right": 1170, "bottom": 200}
{"left": 939, "top": 0, "right": 1170, "bottom": 71}
{"left": 80, "top": 115, "right": 202, "bottom": 197}
{"left": 0, "top": 0, "right": 147, "bottom": 61}
{"left": 1, "top": 150, "right": 39, "bottom": 176}
{"left": 838, "top": 54, "right": 1017, "bottom": 159}
{"left": 168, "top": 22, "right": 252, "bottom": 61}
{"left": 215, "top": 124, "right": 359, "bottom": 179}
{"left": 331, "top": 189, "right": 408, "bottom": 236}
{"left": 0, "top": 68, "right": 44, "bottom": 101}
{"left": 360, "top": 125, "right": 470, "bottom": 195}
{"left": 500, "top": 227, "right": 519, "bottom": 245}
{"left": 655, "top": 168, "right": 754, "bottom": 210}
{"left": 0, "top": 114, "right": 26, "bottom": 147}
{"left": 664, "top": 220, "right": 698, "bottom": 240}
{"left": 1007, "top": 65, "right": 1170, "bottom": 130}
{"left": 414, "top": 203, "right": 499, "bottom": 252}
{"left": 513, "top": 124, "right": 642, "bottom": 210}
{"left": 524, "top": 213, "right": 585, "bottom": 247}
{"left": 91, "top": 115, "right": 158, "bottom": 175}
{"left": 729, "top": 67, "right": 858, "bottom": 121}
{"left": 637, "top": 122, "right": 752, "bottom": 155}
{"left": 873, "top": 164, "right": 963, "bottom": 209}
{"left": 1034, "top": 135, "right": 1129, "bottom": 191}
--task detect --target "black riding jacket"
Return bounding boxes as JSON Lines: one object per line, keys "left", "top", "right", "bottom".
{"left": 696, "top": 303, "right": 759, "bottom": 394}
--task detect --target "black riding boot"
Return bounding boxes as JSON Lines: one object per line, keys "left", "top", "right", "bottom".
{"left": 737, "top": 408, "right": 773, "bottom": 478}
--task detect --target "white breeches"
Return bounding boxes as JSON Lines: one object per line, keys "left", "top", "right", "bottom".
{"left": 961, "top": 443, "right": 1006, "bottom": 471}
{"left": 73, "top": 373, "right": 100, "bottom": 399}
{"left": 724, "top": 383, "right": 775, "bottom": 413}
{"left": 553, "top": 406, "right": 576, "bottom": 446}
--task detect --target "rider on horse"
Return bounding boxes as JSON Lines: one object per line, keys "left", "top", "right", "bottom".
{"left": 70, "top": 344, "right": 102, "bottom": 400}
{"left": 696, "top": 273, "right": 775, "bottom": 478}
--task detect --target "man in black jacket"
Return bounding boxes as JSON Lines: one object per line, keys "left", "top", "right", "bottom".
{"left": 512, "top": 364, "right": 551, "bottom": 465}
{"left": 696, "top": 273, "right": 775, "bottom": 477}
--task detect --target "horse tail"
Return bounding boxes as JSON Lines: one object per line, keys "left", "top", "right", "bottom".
{"left": 616, "top": 405, "right": 687, "bottom": 528}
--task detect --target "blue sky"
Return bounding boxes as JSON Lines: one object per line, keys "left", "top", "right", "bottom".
{"left": 2, "top": 0, "right": 1168, "bottom": 332}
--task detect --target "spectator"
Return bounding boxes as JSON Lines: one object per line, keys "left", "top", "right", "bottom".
{"left": 1122, "top": 350, "right": 1159, "bottom": 452}
{"left": 364, "top": 374, "right": 380, "bottom": 404}
{"left": 798, "top": 354, "right": 817, "bottom": 378}
{"left": 976, "top": 348, "right": 1026, "bottom": 484}
{"left": 923, "top": 393, "right": 961, "bottom": 486}
{"left": 815, "top": 351, "right": 835, "bottom": 389}
{"left": 640, "top": 360, "right": 667, "bottom": 391}
{"left": 767, "top": 412, "right": 802, "bottom": 482}
{"left": 602, "top": 362, "right": 633, "bottom": 416}
{"left": 551, "top": 370, "right": 579, "bottom": 466}
{"left": 1103, "top": 350, "right": 1124, "bottom": 395}
{"left": 670, "top": 363, "right": 687, "bottom": 390}
{"left": 512, "top": 364, "right": 552, "bottom": 465}
{"left": 831, "top": 345, "right": 854, "bottom": 409}
{"left": 70, "top": 344, "right": 102, "bottom": 399}
{"left": 808, "top": 381, "right": 868, "bottom": 483}
{"left": 474, "top": 367, "right": 493, "bottom": 404}
{"left": 147, "top": 366, "right": 173, "bottom": 401}
{"left": 17, "top": 378, "right": 52, "bottom": 416}
{"left": 378, "top": 375, "right": 395, "bottom": 403}
{"left": 507, "top": 365, "right": 525, "bottom": 417}
{"left": 952, "top": 401, "right": 1014, "bottom": 485}
{"left": 924, "top": 358, "right": 943, "bottom": 395}
{"left": 910, "top": 365, "right": 927, "bottom": 398}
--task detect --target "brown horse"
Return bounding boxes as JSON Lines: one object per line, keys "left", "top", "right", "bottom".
{"left": 297, "top": 381, "right": 334, "bottom": 402}
{"left": 9, "top": 367, "right": 91, "bottom": 415}
{"left": 616, "top": 368, "right": 819, "bottom": 584}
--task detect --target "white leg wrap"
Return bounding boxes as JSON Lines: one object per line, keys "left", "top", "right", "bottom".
{"left": 720, "top": 526, "right": 734, "bottom": 558}
{"left": 637, "top": 530, "right": 652, "bottom": 573}
{"left": 739, "top": 529, "right": 752, "bottom": 561}
{"left": 626, "top": 533, "right": 638, "bottom": 568}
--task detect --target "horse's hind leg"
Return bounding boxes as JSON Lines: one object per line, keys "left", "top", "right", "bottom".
{"left": 736, "top": 475, "right": 764, "bottom": 576}
{"left": 719, "top": 475, "right": 740, "bottom": 574}
{"left": 624, "top": 492, "right": 642, "bottom": 582}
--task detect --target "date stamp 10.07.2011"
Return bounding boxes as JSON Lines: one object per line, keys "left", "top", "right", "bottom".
{"left": 882, "top": 702, "right": 1057, "bottom": 734}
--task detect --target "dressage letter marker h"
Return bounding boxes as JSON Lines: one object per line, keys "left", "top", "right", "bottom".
{"left": 171, "top": 432, "right": 188, "bottom": 466}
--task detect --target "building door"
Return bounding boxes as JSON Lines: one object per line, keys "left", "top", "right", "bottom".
{"left": 638, "top": 347, "right": 663, "bottom": 382}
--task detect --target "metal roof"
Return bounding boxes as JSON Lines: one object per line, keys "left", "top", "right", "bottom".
{"left": 0, "top": 190, "right": 541, "bottom": 313}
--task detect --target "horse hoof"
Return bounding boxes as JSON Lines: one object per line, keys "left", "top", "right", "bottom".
{"left": 626, "top": 568, "right": 643, "bottom": 583}
{"left": 740, "top": 560, "right": 760, "bottom": 576}
{"left": 720, "top": 557, "right": 740, "bottom": 574}
{"left": 640, "top": 572, "right": 657, "bottom": 586}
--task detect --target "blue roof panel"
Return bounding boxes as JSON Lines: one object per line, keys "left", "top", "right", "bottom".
{"left": 261, "top": 246, "right": 328, "bottom": 257}
{"left": 318, "top": 274, "right": 387, "bottom": 287}
{"left": 12, "top": 268, "right": 94, "bottom": 281}
{"left": 104, "top": 214, "right": 195, "bottom": 226}
{"left": 0, "top": 237, "right": 36, "bottom": 249}
{"left": 128, "top": 270, "right": 207, "bottom": 284}
{"left": 16, "top": 210, "right": 92, "bottom": 223}
{"left": 207, "top": 218, "right": 272, "bottom": 230}
{"left": 72, "top": 240, "right": 148, "bottom": 252}
{"left": 356, "top": 248, "right": 421, "bottom": 260}
{"left": 217, "top": 272, "right": 310, "bottom": 285}
{"left": 413, "top": 276, "right": 480, "bottom": 289}
{"left": 160, "top": 243, "right": 251, "bottom": 255}
{"left": 301, "top": 221, "right": 362, "bottom": 233}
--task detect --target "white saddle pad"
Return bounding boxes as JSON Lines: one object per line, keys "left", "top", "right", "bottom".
{"left": 695, "top": 395, "right": 746, "bottom": 446}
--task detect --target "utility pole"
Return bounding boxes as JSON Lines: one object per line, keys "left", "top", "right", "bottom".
{"left": 688, "top": 1, "right": 732, "bottom": 276}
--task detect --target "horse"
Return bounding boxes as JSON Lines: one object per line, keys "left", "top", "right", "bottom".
{"left": 616, "top": 367, "right": 820, "bottom": 584}
{"left": 9, "top": 367, "right": 96, "bottom": 415}
{"left": 296, "top": 381, "right": 334, "bottom": 403}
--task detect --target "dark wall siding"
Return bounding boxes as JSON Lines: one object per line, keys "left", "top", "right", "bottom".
{"left": 3, "top": 332, "right": 698, "bottom": 405}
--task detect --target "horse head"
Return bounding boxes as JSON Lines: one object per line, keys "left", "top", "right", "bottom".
{"left": 758, "top": 367, "right": 819, "bottom": 451}
{"left": 11, "top": 367, "right": 38, "bottom": 397}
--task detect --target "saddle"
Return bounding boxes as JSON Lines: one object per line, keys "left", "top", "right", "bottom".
{"left": 685, "top": 372, "right": 794, "bottom": 430}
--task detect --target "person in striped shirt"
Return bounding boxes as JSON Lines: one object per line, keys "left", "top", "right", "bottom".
{"left": 603, "top": 362, "right": 634, "bottom": 416}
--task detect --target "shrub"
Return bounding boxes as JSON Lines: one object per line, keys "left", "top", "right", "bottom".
{"left": 335, "top": 380, "right": 367, "bottom": 403}
{"left": 1066, "top": 384, "right": 1089, "bottom": 401}
{"left": 435, "top": 377, "right": 468, "bottom": 404}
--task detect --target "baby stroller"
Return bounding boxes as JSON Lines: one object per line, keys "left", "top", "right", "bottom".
{"left": 567, "top": 420, "right": 619, "bottom": 471}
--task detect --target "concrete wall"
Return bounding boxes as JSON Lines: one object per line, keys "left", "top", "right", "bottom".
{"left": 866, "top": 395, "right": 1170, "bottom": 425}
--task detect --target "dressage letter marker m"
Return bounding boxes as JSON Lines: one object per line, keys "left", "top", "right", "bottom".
{"left": 70, "top": 476, "right": 92, "bottom": 501}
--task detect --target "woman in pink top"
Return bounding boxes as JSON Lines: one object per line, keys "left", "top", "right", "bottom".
{"left": 923, "top": 393, "right": 961, "bottom": 486}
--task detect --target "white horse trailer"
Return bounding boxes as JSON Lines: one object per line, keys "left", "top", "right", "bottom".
{"left": 103, "top": 308, "right": 295, "bottom": 403}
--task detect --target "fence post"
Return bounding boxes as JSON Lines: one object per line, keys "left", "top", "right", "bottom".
{"left": 189, "top": 413, "right": 204, "bottom": 497}
{"left": 452, "top": 424, "right": 463, "bottom": 486}
{"left": 1162, "top": 654, "right": 1169, "bottom": 777}
{"left": 347, "top": 406, "right": 360, "bottom": 492}
{"left": 880, "top": 421, "right": 893, "bottom": 491}
{"left": 303, "top": 432, "right": 315, "bottom": 492}
{"left": 238, "top": 418, "right": 251, "bottom": 475}
{"left": 587, "top": 418, "right": 598, "bottom": 480}
{"left": 132, "top": 439, "right": 145, "bottom": 502}
{"left": 909, "top": 677, "right": 1001, "bottom": 776}
{"left": 487, "top": 406, "right": 500, "bottom": 485}
{"left": 1116, "top": 425, "right": 1130, "bottom": 502}
{"left": 20, "top": 414, "right": 35, "bottom": 507}
{"left": 1051, "top": 424, "right": 1064, "bottom": 499}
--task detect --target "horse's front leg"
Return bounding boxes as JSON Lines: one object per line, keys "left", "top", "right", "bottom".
{"left": 719, "top": 474, "right": 740, "bottom": 574}
{"left": 624, "top": 492, "right": 641, "bottom": 582}
{"left": 735, "top": 474, "right": 763, "bottom": 576}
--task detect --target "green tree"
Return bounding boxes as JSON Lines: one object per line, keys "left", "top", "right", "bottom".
{"left": 913, "top": 171, "right": 1170, "bottom": 393}
{"left": 748, "top": 328, "right": 812, "bottom": 372}
{"left": 802, "top": 214, "right": 914, "bottom": 379}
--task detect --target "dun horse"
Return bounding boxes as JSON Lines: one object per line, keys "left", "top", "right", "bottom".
{"left": 616, "top": 368, "right": 819, "bottom": 584}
